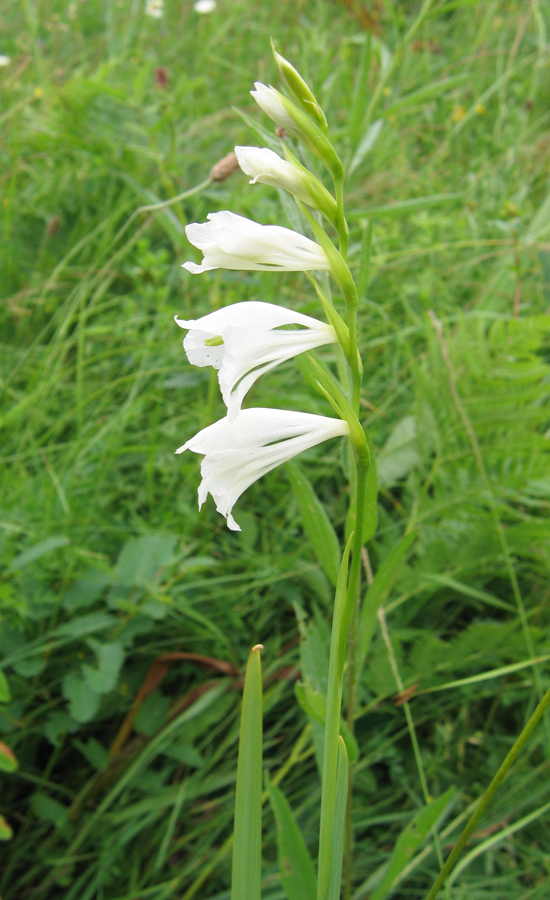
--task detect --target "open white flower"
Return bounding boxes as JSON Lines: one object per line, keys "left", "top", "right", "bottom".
{"left": 177, "top": 408, "right": 349, "bottom": 531}
{"left": 175, "top": 301, "right": 336, "bottom": 419}
{"left": 183, "top": 211, "right": 330, "bottom": 274}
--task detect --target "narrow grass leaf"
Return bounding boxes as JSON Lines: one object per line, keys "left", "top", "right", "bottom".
{"left": 7, "top": 536, "right": 69, "bottom": 572}
{"left": 267, "top": 780, "right": 316, "bottom": 900}
{"left": 348, "top": 119, "right": 383, "bottom": 177}
{"left": 287, "top": 462, "right": 340, "bottom": 587}
{"left": 369, "top": 787, "right": 455, "bottom": 900}
{"left": 295, "top": 681, "right": 359, "bottom": 763}
{"left": 356, "top": 531, "right": 416, "bottom": 682}
{"left": 232, "top": 644, "right": 263, "bottom": 900}
{"left": 326, "top": 737, "right": 348, "bottom": 900}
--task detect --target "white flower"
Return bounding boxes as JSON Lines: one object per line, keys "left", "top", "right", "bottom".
{"left": 177, "top": 408, "right": 349, "bottom": 531}
{"left": 0, "top": 55, "right": 11, "bottom": 67}
{"left": 145, "top": 0, "right": 163, "bottom": 18}
{"left": 235, "top": 146, "right": 313, "bottom": 204}
{"left": 175, "top": 301, "right": 336, "bottom": 419}
{"left": 193, "top": 0, "right": 216, "bottom": 11}
{"left": 183, "top": 211, "right": 330, "bottom": 274}
{"left": 250, "top": 83, "right": 296, "bottom": 133}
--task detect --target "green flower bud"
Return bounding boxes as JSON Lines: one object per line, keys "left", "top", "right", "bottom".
{"left": 271, "top": 40, "right": 328, "bottom": 135}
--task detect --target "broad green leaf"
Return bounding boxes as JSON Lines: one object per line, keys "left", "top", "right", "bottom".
{"left": 0, "top": 816, "right": 13, "bottom": 841}
{"left": 31, "top": 794, "right": 74, "bottom": 840}
{"left": 232, "top": 645, "right": 263, "bottom": 900}
{"left": 0, "top": 670, "right": 11, "bottom": 703}
{"left": 356, "top": 532, "right": 417, "bottom": 682}
{"left": 377, "top": 416, "right": 420, "bottom": 488}
{"left": 117, "top": 534, "right": 177, "bottom": 587}
{"left": 7, "top": 536, "right": 69, "bottom": 572}
{"left": 369, "top": 787, "right": 455, "bottom": 900}
{"left": 267, "top": 781, "right": 316, "bottom": 900}
{"left": 63, "top": 571, "right": 113, "bottom": 611}
{"left": 326, "top": 738, "right": 348, "bottom": 900}
{"left": 0, "top": 742, "right": 18, "bottom": 773}
{"left": 82, "top": 640, "right": 124, "bottom": 694}
{"left": 62, "top": 672, "right": 100, "bottom": 723}
{"left": 287, "top": 462, "right": 340, "bottom": 587}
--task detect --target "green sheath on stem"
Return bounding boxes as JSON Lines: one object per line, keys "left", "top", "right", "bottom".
{"left": 232, "top": 644, "right": 263, "bottom": 900}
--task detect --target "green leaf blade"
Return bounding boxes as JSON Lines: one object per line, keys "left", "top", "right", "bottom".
{"left": 232, "top": 644, "right": 263, "bottom": 900}
{"left": 267, "top": 781, "right": 316, "bottom": 900}
{"left": 287, "top": 462, "right": 341, "bottom": 587}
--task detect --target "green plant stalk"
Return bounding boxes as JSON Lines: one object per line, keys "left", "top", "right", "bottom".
{"left": 424, "top": 681, "right": 550, "bottom": 900}
{"left": 318, "top": 455, "right": 369, "bottom": 900}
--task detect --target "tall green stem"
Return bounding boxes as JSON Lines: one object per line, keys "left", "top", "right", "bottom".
{"left": 318, "top": 455, "right": 369, "bottom": 900}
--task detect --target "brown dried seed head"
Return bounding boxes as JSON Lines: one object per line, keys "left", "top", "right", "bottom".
{"left": 210, "top": 152, "right": 240, "bottom": 181}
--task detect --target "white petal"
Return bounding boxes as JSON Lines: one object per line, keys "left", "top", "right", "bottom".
{"left": 178, "top": 409, "right": 349, "bottom": 530}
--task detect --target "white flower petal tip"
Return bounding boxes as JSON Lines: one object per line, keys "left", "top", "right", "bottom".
{"left": 179, "top": 408, "right": 349, "bottom": 530}
{"left": 234, "top": 146, "right": 311, "bottom": 203}
{"left": 250, "top": 83, "right": 295, "bottom": 132}
{"left": 194, "top": 0, "right": 216, "bottom": 11}
{"left": 182, "top": 211, "right": 330, "bottom": 274}
{"left": 174, "top": 302, "right": 336, "bottom": 418}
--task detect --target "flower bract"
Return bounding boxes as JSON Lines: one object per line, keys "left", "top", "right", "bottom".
{"left": 177, "top": 408, "right": 349, "bottom": 531}
{"left": 175, "top": 301, "right": 336, "bottom": 419}
{"left": 183, "top": 211, "right": 330, "bottom": 274}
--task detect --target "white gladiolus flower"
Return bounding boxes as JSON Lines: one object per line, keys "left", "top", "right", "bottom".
{"left": 177, "top": 408, "right": 349, "bottom": 531}
{"left": 183, "top": 211, "right": 330, "bottom": 274}
{"left": 250, "top": 83, "right": 296, "bottom": 133}
{"left": 235, "top": 146, "right": 313, "bottom": 203}
{"left": 175, "top": 301, "right": 337, "bottom": 419}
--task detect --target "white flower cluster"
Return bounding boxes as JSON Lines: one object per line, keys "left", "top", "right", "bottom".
{"left": 177, "top": 79, "right": 349, "bottom": 530}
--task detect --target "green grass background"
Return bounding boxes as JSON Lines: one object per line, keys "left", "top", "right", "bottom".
{"left": 1, "top": 0, "right": 550, "bottom": 897}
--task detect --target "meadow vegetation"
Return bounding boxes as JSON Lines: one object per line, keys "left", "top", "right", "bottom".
{"left": 1, "top": 0, "right": 550, "bottom": 898}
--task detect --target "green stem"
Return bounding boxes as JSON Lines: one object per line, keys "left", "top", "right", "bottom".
{"left": 424, "top": 682, "right": 550, "bottom": 900}
{"left": 335, "top": 177, "right": 349, "bottom": 260}
{"left": 318, "top": 457, "right": 369, "bottom": 900}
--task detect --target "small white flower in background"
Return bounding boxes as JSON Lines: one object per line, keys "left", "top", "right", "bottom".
{"left": 145, "top": 0, "right": 163, "bottom": 18}
{"left": 0, "top": 55, "right": 11, "bottom": 67}
{"left": 175, "top": 301, "right": 336, "bottom": 419}
{"left": 177, "top": 408, "right": 349, "bottom": 531}
{"left": 193, "top": 0, "right": 216, "bottom": 12}
{"left": 183, "top": 211, "right": 330, "bottom": 274}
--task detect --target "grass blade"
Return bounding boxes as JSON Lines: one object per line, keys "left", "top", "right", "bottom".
{"left": 326, "top": 737, "right": 348, "bottom": 900}
{"left": 232, "top": 644, "right": 264, "bottom": 900}
{"left": 267, "top": 780, "right": 316, "bottom": 900}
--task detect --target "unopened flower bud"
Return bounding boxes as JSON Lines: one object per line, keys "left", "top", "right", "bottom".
{"left": 251, "top": 83, "right": 343, "bottom": 183}
{"left": 210, "top": 151, "right": 240, "bottom": 182}
{"left": 271, "top": 41, "right": 328, "bottom": 135}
